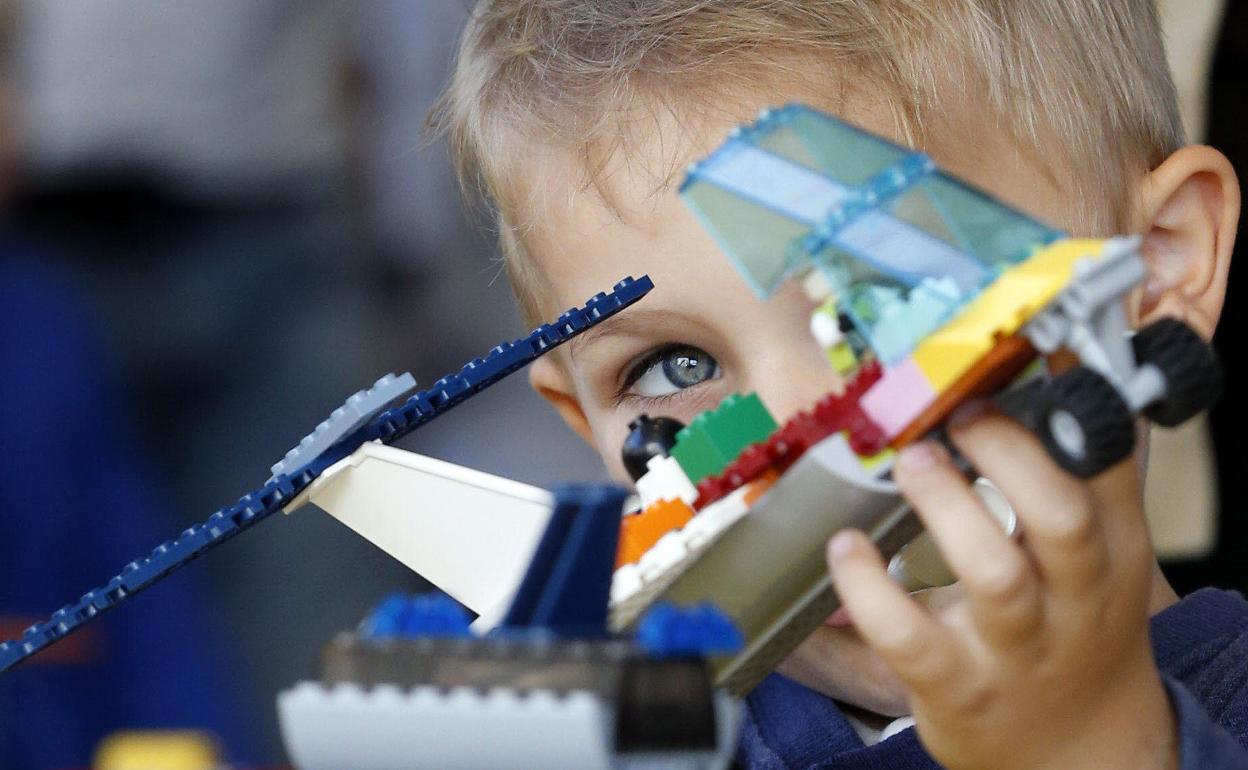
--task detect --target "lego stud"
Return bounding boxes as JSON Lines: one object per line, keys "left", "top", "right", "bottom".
{"left": 622, "top": 415, "right": 686, "bottom": 481}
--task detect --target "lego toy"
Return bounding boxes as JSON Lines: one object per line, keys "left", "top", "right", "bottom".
{"left": 604, "top": 103, "right": 1221, "bottom": 697}
{"left": 276, "top": 486, "right": 744, "bottom": 770}
{"left": 0, "top": 275, "right": 653, "bottom": 673}
{"left": 669, "top": 393, "right": 778, "bottom": 484}
{"left": 621, "top": 415, "right": 686, "bottom": 481}
{"left": 285, "top": 440, "right": 556, "bottom": 630}
{"left": 681, "top": 104, "right": 1221, "bottom": 477}
{"left": 6, "top": 102, "right": 1225, "bottom": 768}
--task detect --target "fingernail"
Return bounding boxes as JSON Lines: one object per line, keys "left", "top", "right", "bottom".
{"left": 897, "top": 441, "right": 946, "bottom": 472}
{"left": 949, "top": 398, "right": 992, "bottom": 428}
{"left": 828, "top": 530, "right": 859, "bottom": 562}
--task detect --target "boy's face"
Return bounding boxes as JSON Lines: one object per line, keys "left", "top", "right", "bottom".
{"left": 522, "top": 93, "right": 1084, "bottom": 712}
{"left": 525, "top": 94, "right": 1076, "bottom": 480}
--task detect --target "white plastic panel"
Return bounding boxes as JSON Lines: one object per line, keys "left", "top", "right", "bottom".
{"left": 286, "top": 442, "right": 554, "bottom": 629}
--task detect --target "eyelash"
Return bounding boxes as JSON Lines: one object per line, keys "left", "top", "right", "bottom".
{"left": 615, "top": 344, "right": 719, "bottom": 405}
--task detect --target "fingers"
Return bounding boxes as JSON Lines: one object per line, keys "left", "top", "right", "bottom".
{"left": 826, "top": 528, "right": 963, "bottom": 693}
{"left": 947, "top": 402, "right": 1110, "bottom": 597}
{"left": 893, "top": 441, "right": 1044, "bottom": 646}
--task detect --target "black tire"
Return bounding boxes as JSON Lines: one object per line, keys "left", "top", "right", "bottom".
{"left": 1037, "top": 366, "right": 1136, "bottom": 478}
{"left": 1131, "top": 318, "right": 1223, "bottom": 427}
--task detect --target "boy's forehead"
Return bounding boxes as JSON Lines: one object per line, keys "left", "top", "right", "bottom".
{"left": 517, "top": 90, "right": 1074, "bottom": 318}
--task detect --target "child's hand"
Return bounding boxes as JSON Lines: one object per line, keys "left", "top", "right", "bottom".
{"left": 827, "top": 403, "right": 1178, "bottom": 770}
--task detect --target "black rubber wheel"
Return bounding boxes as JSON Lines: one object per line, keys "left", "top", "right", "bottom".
{"left": 1131, "top": 318, "right": 1223, "bottom": 427}
{"left": 1037, "top": 366, "right": 1136, "bottom": 478}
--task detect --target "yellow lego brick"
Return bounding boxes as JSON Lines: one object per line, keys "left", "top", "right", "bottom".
{"left": 913, "top": 238, "right": 1105, "bottom": 390}
{"left": 94, "top": 731, "right": 220, "bottom": 770}
{"left": 826, "top": 343, "right": 857, "bottom": 374}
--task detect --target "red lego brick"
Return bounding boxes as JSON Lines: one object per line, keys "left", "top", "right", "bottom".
{"left": 687, "top": 361, "right": 889, "bottom": 511}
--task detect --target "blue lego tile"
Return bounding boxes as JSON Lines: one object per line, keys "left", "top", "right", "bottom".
{"left": 0, "top": 275, "right": 653, "bottom": 674}
{"left": 269, "top": 372, "right": 417, "bottom": 481}
{"left": 361, "top": 593, "right": 473, "bottom": 639}
{"left": 635, "top": 603, "right": 745, "bottom": 658}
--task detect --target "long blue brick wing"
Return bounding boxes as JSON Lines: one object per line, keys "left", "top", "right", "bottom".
{"left": 0, "top": 275, "right": 653, "bottom": 674}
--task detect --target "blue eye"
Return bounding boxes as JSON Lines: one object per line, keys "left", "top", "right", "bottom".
{"left": 629, "top": 345, "right": 721, "bottom": 397}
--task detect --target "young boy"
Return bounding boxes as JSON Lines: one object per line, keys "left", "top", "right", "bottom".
{"left": 433, "top": 2, "right": 1248, "bottom": 767}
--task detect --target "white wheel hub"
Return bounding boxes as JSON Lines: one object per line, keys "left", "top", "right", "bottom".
{"left": 1048, "top": 410, "right": 1087, "bottom": 460}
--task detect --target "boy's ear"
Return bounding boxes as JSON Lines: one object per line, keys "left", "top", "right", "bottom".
{"left": 1135, "top": 145, "right": 1240, "bottom": 338}
{"left": 529, "top": 356, "right": 596, "bottom": 446}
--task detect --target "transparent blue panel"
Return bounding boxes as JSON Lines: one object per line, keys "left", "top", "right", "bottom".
{"left": 757, "top": 105, "right": 912, "bottom": 186}
{"left": 683, "top": 172, "right": 813, "bottom": 296}
{"left": 917, "top": 172, "right": 1065, "bottom": 267}
{"left": 830, "top": 207, "right": 988, "bottom": 293}
{"left": 689, "top": 139, "right": 848, "bottom": 225}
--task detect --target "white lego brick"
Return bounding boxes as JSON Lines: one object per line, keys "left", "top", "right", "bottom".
{"left": 698, "top": 487, "right": 751, "bottom": 534}
{"left": 277, "top": 682, "right": 613, "bottom": 770}
{"left": 809, "top": 307, "right": 844, "bottom": 349}
{"left": 635, "top": 455, "right": 698, "bottom": 508}
{"left": 612, "top": 487, "right": 754, "bottom": 607}
{"left": 610, "top": 563, "right": 643, "bottom": 604}
{"left": 801, "top": 268, "right": 835, "bottom": 303}
{"left": 285, "top": 442, "right": 554, "bottom": 630}
{"left": 637, "top": 531, "right": 690, "bottom": 583}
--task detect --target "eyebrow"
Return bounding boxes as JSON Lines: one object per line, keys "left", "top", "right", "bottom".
{"left": 567, "top": 307, "right": 692, "bottom": 359}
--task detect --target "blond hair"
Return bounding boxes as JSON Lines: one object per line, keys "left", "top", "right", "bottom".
{"left": 432, "top": 0, "right": 1183, "bottom": 322}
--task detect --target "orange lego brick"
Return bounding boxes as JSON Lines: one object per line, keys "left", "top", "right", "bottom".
{"left": 891, "top": 332, "right": 1037, "bottom": 448}
{"left": 615, "top": 498, "right": 696, "bottom": 567}
{"left": 742, "top": 470, "right": 780, "bottom": 506}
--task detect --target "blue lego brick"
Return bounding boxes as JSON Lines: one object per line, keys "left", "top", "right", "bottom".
{"left": 269, "top": 372, "right": 417, "bottom": 481}
{"left": 0, "top": 275, "right": 653, "bottom": 674}
{"left": 634, "top": 603, "right": 745, "bottom": 658}
{"left": 361, "top": 593, "right": 473, "bottom": 639}
{"left": 500, "top": 485, "right": 629, "bottom": 637}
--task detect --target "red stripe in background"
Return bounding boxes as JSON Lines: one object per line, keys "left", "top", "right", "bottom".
{"left": 0, "top": 616, "right": 101, "bottom": 666}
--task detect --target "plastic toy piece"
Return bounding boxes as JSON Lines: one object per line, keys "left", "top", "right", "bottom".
{"left": 94, "top": 731, "right": 221, "bottom": 770}
{"left": 269, "top": 373, "right": 417, "bottom": 481}
{"left": 278, "top": 668, "right": 741, "bottom": 770}
{"left": 613, "top": 433, "right": 922, "bottom": 696}
{"left": 691, "top": 361, "right": 885, "bottom": 509}
{"left": 669, "top": 393, "right": 778, "bottom": 484}
{"left": 279, "top": 484, "right": 743, "bottom": 769}
{"left": 686, "top": 105, "right": 1221, "bottom": 478}
{"left": 0, "top": 275, "right": 653, "bottom": 674}
{"left": 500, "top": 485, "right": 628, "bottom": 637}
{"left": 285, "top": 441, "right": 554, "bottom": 631}
{"left": 634, "top": 603, "right": 745, "bottom": 658}
{"left": 360, "top": 593, "right": 473, "bottom": 640}
{"left": 617, "top": 499, "right": 696, "bottom": 567}
{"left": 681, "top": 104, "right": 1061, "bottom": 300}
{"left": 621, "top": 415, "right": 686, "bottom": 481}
{"left": 859, "top": 356, "right": 938, "bottom": 439}
{"left": 610, "top": 487, "right": 753, "bottom": 615}
{"left": 635, "top": 454, "right": 699, "bottom": 509}
{"left": 279, "top": 683, "right": 619, "bottom": 770}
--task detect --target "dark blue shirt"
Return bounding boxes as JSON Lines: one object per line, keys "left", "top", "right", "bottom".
{"left": 738, "top": 588, "right": 1248, "bottom": 769}
{"left": 0, "top": 251, "right": 256, "bottom": 768}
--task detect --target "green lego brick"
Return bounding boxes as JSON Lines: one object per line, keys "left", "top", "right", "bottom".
{"left": 670, "top": 393, "right": 778, "bottom": 483}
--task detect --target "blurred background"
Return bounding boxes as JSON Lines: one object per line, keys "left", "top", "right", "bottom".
{"left": 0, "top": 1, "right": 1242, "bottom": 767}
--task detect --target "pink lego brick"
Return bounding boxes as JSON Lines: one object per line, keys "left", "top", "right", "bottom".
{"left": 860, "top": 357, "right": 938, "bottom": 439}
